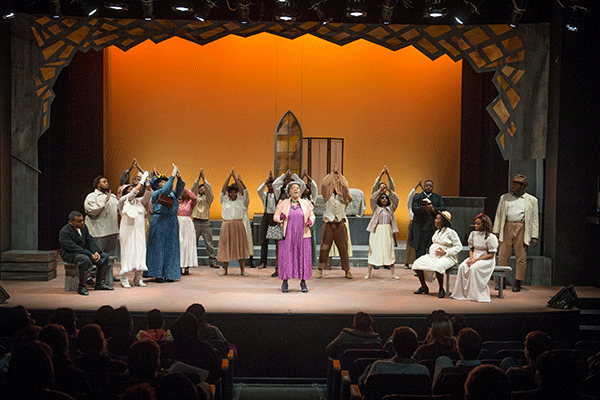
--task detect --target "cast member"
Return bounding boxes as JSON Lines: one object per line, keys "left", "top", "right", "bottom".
{"left": 191, "top": 169, "right": 219, "bottom": 269}
{"left": 404, "top": 179, "right": 423, "bottom": 268}
{"left": 492, "top": 174, "right": 539, "bottom": 292}
{"left": 237, "top": 174, "right": 255, "bottom": 268}
{"left": 257, "top": 171, "right": 277, "bottom": 269}
{"left": 410, "top": 179, "right": 445, "bottom": 259}
{"left": 412, "top": 211, "right": 462, "bottom": 298}
{"left": 302, "top": 169, "right": 319, "bottom": 267}
{"left": 146, "top": 164, "right": 185, "bottom": 282}
{"left": 452, "top": 214, "right": 498, "bottom": 302}
{"left": 177, "top": 185, "right": 198, "bottom": 276}
{"left": 274, "top": 181, "right": 315, "bottom": 293}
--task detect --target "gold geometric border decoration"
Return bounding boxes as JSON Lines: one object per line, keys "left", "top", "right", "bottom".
{"left": 23, "top": 14, "right": 535, "bottom": 159}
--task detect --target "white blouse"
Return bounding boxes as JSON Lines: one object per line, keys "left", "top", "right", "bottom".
{"left": 220, "top": 193, "right": 245, "bottom": 220}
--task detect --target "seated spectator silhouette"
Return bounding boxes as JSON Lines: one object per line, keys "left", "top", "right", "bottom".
{"left": 137, "top": 309, "right": 173, "bottom": 342}
{"left": 464, "top": 365, "right": 510, "bottom": 400}
{"left": 39, "top": 324, "right": 92, "bottom": 400}
{"left": 4, "top": 341, "right": 74, "bottom": 400}
{"left": 326, "top": 312, "right": 381, "bottom": 358}
{"left": 584, "top": 349, "right": 600, "bottom": 398}
{"left": 414, "top": 310, "right": 458, "bottom": 362}
{"left": 160, "top": 312, "right": 221, "bottom": 384}
{"left": 451, "top": 314, "right": 467, "bottom": 337}
{"left": 432, "top": 327, "right": 482, "bottom": 398}
{"left": 186, "top": 304, "right": 228, "bottom": 344}
{"left": 0, "top": 305, "right": 36, "bottom": 339}
{"left": 74, "top": 324, "right": 127, "bottom": 375}
{"left": 107, "top": 306, "right": 136, "bottom": 359}
{"left": 48, "top": 308, "right": 80, "bottom": 359}
{"left": 358, "top": 326, "right": 430, "bottom": 389}
{"left": 93, "top": 305, "right": 114, "bottom": 340}
{"left": 121, "top": 382, "right": 156, "bottom": 400}
{"left": 0, "top": 324, "right": 42, "bottom": 383}
{"left": 504, "top": 331, "right": 552, "bottom": 392}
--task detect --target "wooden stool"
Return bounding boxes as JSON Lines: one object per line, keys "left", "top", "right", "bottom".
{"left": 62, "top": 262, "right": 79, "bottom": 292}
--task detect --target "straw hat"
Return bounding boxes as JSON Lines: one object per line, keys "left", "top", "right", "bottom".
{"left": 439, "top": 211, "right": 452, "bottom": 225}
{"left": 512, "top": 174, "right": 528, "bottom": 186}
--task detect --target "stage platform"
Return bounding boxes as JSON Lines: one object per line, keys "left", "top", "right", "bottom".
{"left": 1, "top": 264, "right": 598, "bottom": 379}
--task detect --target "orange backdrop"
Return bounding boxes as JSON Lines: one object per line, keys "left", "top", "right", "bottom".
{"left": 105, "top": 33, "right": 462, "bottom": 239}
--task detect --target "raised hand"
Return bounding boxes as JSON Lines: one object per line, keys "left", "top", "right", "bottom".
{"left": 171, "top": 164, "right": 178, "bottom": 178}
{"left": 105, "top": 190, "right": 112, "bottom": 202}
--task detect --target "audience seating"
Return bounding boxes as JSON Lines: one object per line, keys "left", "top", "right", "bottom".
{"left": 208, "top": 339, "right": 235, "bottom": 400}
{"left": 495, "top": 349, "right": 526, "bottom": 361}
{"left": 481, "top": 340, "right": 524, "bottom": 355}
{"left": 328, "top": 343, "right": 384, "bottom": 400}
{"left": 383, "top": 395, "right": 451, "bottom": 400}
{"left": 340, "top": 350, "right": 390, "bottom": 400}
{"left": 431, "top": 367, "right": 470, "bottom": 400}
{"left": 351, "top": 373, "right": 432, "bottom": 400}
{"left": 418, "top": 359, "right": 437, "bottom": 378}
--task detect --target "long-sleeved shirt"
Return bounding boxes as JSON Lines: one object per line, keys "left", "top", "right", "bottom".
{"left": 177, "top": 187, "right": 197, "bottom": 217}
{"left": 273, "top": 173, "right": 306, "bottom": 201}
{"left": 84, "top": 189, "right": 119, "bottom": 237}
{"left": 191, "top": 179, "right": 214, "bottom": 220}
{"left": 151, "top": 176, "right": 185, "bottom": 216}
{"left": 257, "top": 183, "right": 277, "bottom": 214}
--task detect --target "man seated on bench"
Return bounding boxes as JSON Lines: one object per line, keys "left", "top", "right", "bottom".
{"left": 59, "top": 211, "right": 113, "bottom": 295}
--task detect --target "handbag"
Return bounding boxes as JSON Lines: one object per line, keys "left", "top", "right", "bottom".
{"left": 157, "top": 194, "right": 173, "bottom": 208}
{"left": 266, "top": 224, "right": 285, "bottom": 240}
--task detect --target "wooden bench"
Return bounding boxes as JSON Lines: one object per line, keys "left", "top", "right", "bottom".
{"left": 62, "top": 262, "right": 79, "bottom": 292}
{"left": 446, "top": 265, "right": 513, "bottom": 299}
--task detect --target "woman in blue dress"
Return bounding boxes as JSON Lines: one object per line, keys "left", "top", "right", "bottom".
{"left": 147, "top": 164, "right": 185, "bottom": 283}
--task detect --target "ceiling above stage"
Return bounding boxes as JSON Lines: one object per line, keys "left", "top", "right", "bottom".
{"left": 3, "top": 0, "right": 563, "bottom": 26}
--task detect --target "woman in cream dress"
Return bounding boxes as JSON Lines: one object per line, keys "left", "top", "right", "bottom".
{"left": 412, "top": 211, "right": 462, "bottom": 298}
{"left": 452, "top": 213, "right": 498, "bottom": 302}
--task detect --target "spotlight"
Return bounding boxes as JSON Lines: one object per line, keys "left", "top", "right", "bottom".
{"left": 275, "top": 0, "right": 296, "bottom": 22}
{"left": 309, "top": 0, "right": 331, "bottom": 24}
{"left": 171, "top": 1, "right": 193, "bottom": 12}
{"left": 50, "top": 0, "right": 62, "bottom": 18}
{"left": 2, "top": 10, "right": 16, "bottom": 19}
{"left": 561, "top": 0, "right": 589, "bottom": 33}
{"left": 380, "top": 0, "right": 396, "bottom": 24}
{"left": 565, "top": 11, "right": 578, "bottom": 32}
{"left": 346, "top": 0, "right": 367, "bottom": 18}
{"left": 423, "top": 0, "right": 447, "bottom": 19}
{"left": 81, "top": 1, "right": 99, "bottom": 16}
{"left": 237, "top": 0, "right": 251, "bottom": 24}
{"left": 104, "top": 1, "right": 129, "bottom": 11}
{"left": 194, "top": 0, "right": 218, "bottom": 22}
{"left": 507, "top": 0, "right": 527, "bottom": 28}
{"left": 142, "top": 0, "right": 154, "bottom": 20}
{"left": 454, "top": 0, "right": 478, "bottom": 24}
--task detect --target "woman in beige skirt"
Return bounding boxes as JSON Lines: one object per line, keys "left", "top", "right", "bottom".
{"left": 217, "top": 168, "right": 250, "bottom": 276}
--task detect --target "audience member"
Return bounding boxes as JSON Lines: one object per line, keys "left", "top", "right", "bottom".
{"left": 93, "top": 305, "right": 114, "bottom": 340}
{"left": 137, "top": 309, "right": 173, "bottom": 342}
{"left": 464, "top": 364, "right": 510, "bottom": 400}
{"left": 121, "top": 382, "right": 156, "bottom": 400}
{"left": 0, "top": 305, "right": 36, "bottom": 338}
{"left": 504, "top": 331, "right": 553, "bottom": 391}
{"left": 326, "top": 312, "right": 381, "bottom": 358}
{"left": 414, "top": 310, "right": 458, "bottom": 362}
{"left": 358, "top": 326, "right": 429, "bottom": 389}
{"left": 186, "top": 304, "right": 227, "bottom": 343}
{"left": 39, "top": 324, "right": 92, "bottom": 399}
{"left": 107, "top": 306, "right": 136, "bottom": 358}
{"left": 74, "top": 324, "right": 127, "bottom": 375}
{"left": 451, "top": 315, "right": 467, "bottom": 337}
{"left": 48, "top": 307, "right": 79, "bottom": 339}
{"left": 160, "top": 312, "right": 221, "bottom": 384}
{"left": 530, "top": 350, "right": 591, "bottom": 400}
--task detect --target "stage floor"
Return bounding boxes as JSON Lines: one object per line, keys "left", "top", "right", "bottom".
{"left": 1, "top": 264, "right": 598, "bottom": 315}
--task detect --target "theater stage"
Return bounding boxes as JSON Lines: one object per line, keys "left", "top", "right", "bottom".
{"left": 1, "top": 265, "right": 598, "bottom": 379}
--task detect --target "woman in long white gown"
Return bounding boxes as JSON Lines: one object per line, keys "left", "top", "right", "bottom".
{"left": 412, "top": 211, "right": 462, "bottom": 298}
{"left": 452, "top": 213, "right": 498, "bottom": 302}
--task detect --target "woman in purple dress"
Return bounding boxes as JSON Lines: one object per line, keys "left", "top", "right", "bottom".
{"left": 274, "top": 182, "right": 316, "bottom": 293}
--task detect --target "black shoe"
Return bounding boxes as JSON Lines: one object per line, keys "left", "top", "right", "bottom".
{"left": 86, "top": 278, "right": 95, "bottom": 286}
{"left": 183, "top": 267, "right": 190, "bottom": 276}
{"left": 414, "top": 286, "right": 429, "bottom": 294}
{"left": 165, "top": 279, "right": 175, "bottom": 283}
{"left": 94, "top": 282, "right": 114, "bottom": 291}
{"left": 512, "top": 280, "right": 522, "bottom": 292}
{"left": 281, "top": 280, "right": 288, "bottom": 293}
{"left": 383, "top": 265, "right": 390, "bottom": 270}
{"left": 438, "top": 288, "right": 446, "bottom": 298}
{"left": 154, "top": 277, "right": 165, "bottom": 283}
{"left": 271, "top": 270, "right": 278, "bottom": 278}
{"left": 300, "top": 280, "right": 308, "bottom": 293}
{"left": 77, "top": 285, "right": 89, "bottom": 296}
{"left": 113, "top": 277, "right": 120, "bottom": 282}
{"left": 373, "top": 265, "right": 379, "bottom": 269}
{"left": 210, "top": 263, "right": 219, "bottom": 269}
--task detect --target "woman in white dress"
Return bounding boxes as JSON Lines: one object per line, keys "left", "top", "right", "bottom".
{"left": 452, "top": 213, "right": 498, "bottom": 302}
{"left": 118, "top": 172, "right": 150, "bottom": 288}
{"left": 412, "top": 211, "right": 462, "bottom": 298}
{"left": 177, "top": 186, "right": 198, "bottom": 276}
{"left": 364, "top": 186, "right": 400, "bottom": 280}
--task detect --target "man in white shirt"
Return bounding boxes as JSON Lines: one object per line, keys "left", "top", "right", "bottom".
{"left": 84, "top": 175, "right": 120, "bottom": 286}
{"left": 492, "top": 174, "right": 539, "bottom": 292}
{"left": 315, "top": 166, "right": 353, "bottom": 279}
{"left": 191, "top": 169, "right": 218, "bottom": 269}
{"left": 257, "top": 172, "right": 277, "bottom": 269}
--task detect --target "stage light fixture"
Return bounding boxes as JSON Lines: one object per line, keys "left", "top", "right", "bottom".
{"left": 236, "top": 0, "right": 251, "bottom": 24}
{"left": 346, "top": 0, "right": 367, "bottom": 18}
{"left": 194, "top": 0, "right": 218, "bottom": 22}
{"left": 2, "top": 9, "right": 16, "bottom": 19}
{"left": 142, "top": 0, "right": 154, "bottom": 20}
{"left": 50, "top": 0, "right": 62, "bottom": 18}
{"left": 507, "top": 0, "right": 526, "bottom": 28}
{"left": 559, "top": 0, "right": 589, "bottom": 33}
{"left": 380, "top": 0, "right": 396, "bottom": 24}
{"left": 104, "top": 1, "right": 130, "bottom": 11}
{"left": 80, "top": 0, "right": 100, "bottom": 16}
{"left": 453, "top": 0, "right": 478, "bottom": 25}
{"left": 309, "top": 0, "right": 331, "bottom": 24}
{"left": 171, "top": 1, "right": 193, "bottom": 12}
{"left": 274, "top": 0, "right": 296, "bottom": 22}
{"left": 423, "top": 0, "right": 447, "bottom": 19}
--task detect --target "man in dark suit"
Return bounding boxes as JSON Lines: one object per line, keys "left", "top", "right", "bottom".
{"left": 59, "top": 211, "right": 113, "bottom": 295}
{"left": 410, "top": 180, "right": 445, "bottom": 259}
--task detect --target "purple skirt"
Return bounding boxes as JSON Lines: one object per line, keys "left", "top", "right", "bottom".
{"left": 278, "top": 205, "right": 312, "bottom": 280}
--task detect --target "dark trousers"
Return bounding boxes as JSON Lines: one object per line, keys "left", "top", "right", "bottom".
{"left": 259, "top": 213, "right": 276, "bottom": 265}
{"left": 318, "top": 221, "right": 350, "bottom": 272}
{"left": 72, "top": 252, "right": 109, "bottom": 273}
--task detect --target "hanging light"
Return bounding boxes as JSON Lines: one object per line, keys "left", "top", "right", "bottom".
{"left": 423, "top": 0, "right": 447, "bottom": 19}
{"left": 346, "top": 0, "right": 367, "bottom": 19}
{"left": 309, "top": 0, "right": 330, "bottom": 24}
{"left": 104, "top": 1, "right": 130, "bottom": 11}
{"left": 453, "top": 0, "right": 478, "bottom": 24}
{"left": 507, "top": 0, "right": 527, "bottom": 28}
{"left": 194, "top": 0, "right": 218, "bottom": 22}
{"left": 171, "top": 1, "right": 193, "bottom": 12}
